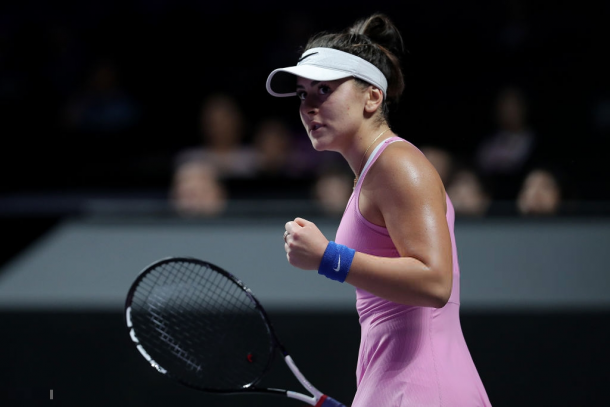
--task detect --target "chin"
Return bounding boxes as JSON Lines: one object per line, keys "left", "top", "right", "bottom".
{"left": 312, "top": 138, "right": 335, "bottom": 152}
{"left": 311, "top": 141, "right": 326, "bottom": 152}
{"left": 310, "top": 137, "right": 333, "bottom": 151}
{"left": 308, "top": 136, "right": 324, "bottom": 151}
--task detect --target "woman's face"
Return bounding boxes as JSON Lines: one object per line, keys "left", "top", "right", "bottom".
{"left": 296, "top": 76, "right": 367, "bottom": 152}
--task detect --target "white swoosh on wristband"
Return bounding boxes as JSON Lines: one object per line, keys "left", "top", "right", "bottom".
{"left": 333, "top": 255, "right": 341, "bottom": 272}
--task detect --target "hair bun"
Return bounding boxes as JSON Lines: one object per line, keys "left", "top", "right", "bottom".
{"left": 303, "top": 13, "right": 406, "bottom": 112}
{"left": 349, "top": 13, "right": 404, "bottom": 57}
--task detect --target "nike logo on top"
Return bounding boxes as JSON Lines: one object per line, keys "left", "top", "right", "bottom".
{"left": 333, "top": 255, "right": 341, "bottom": 272}
{"left": 298, "top": 52, "right": 318, "bottom": 63}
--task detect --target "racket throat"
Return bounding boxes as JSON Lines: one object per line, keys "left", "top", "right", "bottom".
{"left": 286, "top": 390, "right": 317, "bottom": 405}
{"left": 284, "top": 355, "right": 323, "bottom": 403}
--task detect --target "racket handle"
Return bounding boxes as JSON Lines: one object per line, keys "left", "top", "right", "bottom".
{"left": 315, "top": 395, "right": 346, "bottom": 407}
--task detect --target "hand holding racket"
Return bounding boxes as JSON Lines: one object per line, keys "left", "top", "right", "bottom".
{"left": 125, "top": 257, "right": 346, "bottom": 407}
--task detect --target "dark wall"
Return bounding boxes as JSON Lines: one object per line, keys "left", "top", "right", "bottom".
{"left": 1, "top": 3, "right": 609, "bottom": 406}
{"left": 1, "top": 0, "right": 608, "bottom": 199}
{"left": 1, "top": 311, "right": 608, "bottom": 407}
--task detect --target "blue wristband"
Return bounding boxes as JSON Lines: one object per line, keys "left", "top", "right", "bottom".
{"left": 318, "top": 241, "right": 355, "bottom": 283}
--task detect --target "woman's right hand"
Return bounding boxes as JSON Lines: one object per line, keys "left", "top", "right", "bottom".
{"left": 284, "top": 217, "right": 329, "bottom": 270}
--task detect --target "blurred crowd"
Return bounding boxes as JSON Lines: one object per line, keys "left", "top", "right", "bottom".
{"left": 168, "top": 92, "right": 354, "bottom": 218}
{"left": 420, "top": 86, "right": 566, "bottom": 218}
{"left": 1, "top": 0, "right": 607, "bottom": 219}
{"left": 169, "top": 87, "right": 567, "bottom": 219}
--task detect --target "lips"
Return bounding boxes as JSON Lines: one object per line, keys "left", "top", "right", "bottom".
{"left": 310, "top": 122, "right": 323, "bottom": 132}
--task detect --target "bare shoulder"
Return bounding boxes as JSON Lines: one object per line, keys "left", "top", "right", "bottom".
{"left": 369, "top": 140, "right": 442, "bottom": 190}
{"left": 359, "top": 139, "right": 446, "bottom": 227}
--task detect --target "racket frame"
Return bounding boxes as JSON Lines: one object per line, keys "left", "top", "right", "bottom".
{"left": 124, "top": 256, "right": 327, "bottom": 405}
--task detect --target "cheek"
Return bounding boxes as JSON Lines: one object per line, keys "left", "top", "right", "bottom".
{"left": 335, "top": 101, "right": 360, "bottom": 129}
{"left": 325, "top": 99, "right": 351, "bottom": 122}
{"left": 299, "top": 107, "right": 310, "bottom": 130}
{"left": 336, "top": 93, "right": 361, "bottom": 118}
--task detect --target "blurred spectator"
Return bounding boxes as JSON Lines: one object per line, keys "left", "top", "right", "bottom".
{"left": 446, "top": 168, "right": 491, "bottom": 217}
{"left": 420, "top": 145, "right": 454, "bottom": 186}
{"left": 475, "top": 86, "right": 537, "bottom": 200}
{"left": 421, "top": 146, "right": 491, "bottom": 216}
{"left": 516, "top": 168, "right": 561, "bottom": 216}
{"left": 312, "top": 167, "right": 353, "bottom": 216}
{"left": 174, "top": 93, "right": 257, "bottom": 178}
{"left": 253, "top": 118, "right": 294, "bottom": 177}
{"left": 252, "top": 117, "right": 331, "bottom": 180}
{"left": 170, "top": 160, "right": 227, "bottom": 217}
{"left": 62, "top": 59, "right": 141, "bottom": 133}
{"left": 291, "top": 133, "right": 345, "bottom": 179}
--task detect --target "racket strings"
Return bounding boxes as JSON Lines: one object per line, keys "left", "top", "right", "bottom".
{"left": 137, "top": 262, "right": 248, "bottom": 364}
{"left": 129, "top": 260, "right": 273, "bottom": 390}
{"left": 136, "top": 278, "right": 248, "bottom": 379}
{"left": 133, "top": 263, "right": 260, "bottom": 386}
{"left": 136, "top": 262, "right": 249, "bottom": 339}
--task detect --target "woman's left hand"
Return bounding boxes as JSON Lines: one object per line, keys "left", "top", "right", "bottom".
{"left": 284, "top": 218, "right": 329, "bottom": 270}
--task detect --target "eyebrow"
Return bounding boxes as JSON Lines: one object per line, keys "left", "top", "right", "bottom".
{"left": 295, "top": 80, "right": 321, "bottom": 89}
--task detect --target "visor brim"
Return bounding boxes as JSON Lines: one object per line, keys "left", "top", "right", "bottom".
{"left": 266, "top": 66, "right": 353, "bottom": 97}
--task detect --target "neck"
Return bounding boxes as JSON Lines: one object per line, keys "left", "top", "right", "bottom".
{"left": 344, "top": 125, "right": 392, "bottom": 179}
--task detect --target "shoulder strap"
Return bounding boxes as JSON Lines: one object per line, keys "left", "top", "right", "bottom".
{"left": 354, "top": 136, "right": 405, "bottom": 192}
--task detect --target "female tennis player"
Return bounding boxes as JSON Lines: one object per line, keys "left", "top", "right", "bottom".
{"left": 267, "top": 13, "right": 492, "bottom": 407}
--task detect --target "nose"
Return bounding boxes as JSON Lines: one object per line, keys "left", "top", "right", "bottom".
{"left": 301, "top": 94, "right": 319, "bottom": 118}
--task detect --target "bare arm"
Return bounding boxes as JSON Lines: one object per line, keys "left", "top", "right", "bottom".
{"left": 346, "top": 143, "right": 453, "bottom": 308}
{"left": 284, "top": 143, "right": 453, "bottom": 308}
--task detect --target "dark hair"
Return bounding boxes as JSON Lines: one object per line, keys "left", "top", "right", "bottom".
{"left": 303, "top": 13, "right": 406, "bottom": 122}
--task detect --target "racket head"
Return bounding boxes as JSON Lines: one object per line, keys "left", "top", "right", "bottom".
{"left": 125, "top": 257, "right": 277, "bottom": 392}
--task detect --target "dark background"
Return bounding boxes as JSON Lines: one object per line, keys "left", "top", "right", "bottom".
{"left": 1, "top": 1, "right": 609, "bottom": 406}
{"left": 1, "top": 311, "right": 609, "bottom": 406}
{"left": 1, "top": 0, "right": 608, "bottom": 197}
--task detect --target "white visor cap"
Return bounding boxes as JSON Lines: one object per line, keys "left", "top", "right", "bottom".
{"left": 266, "top": 47, "right": 388, "bottom": 99}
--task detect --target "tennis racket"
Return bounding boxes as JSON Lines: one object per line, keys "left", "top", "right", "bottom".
{"left": 125, "top": 256, "right": 346, "bottom": 407}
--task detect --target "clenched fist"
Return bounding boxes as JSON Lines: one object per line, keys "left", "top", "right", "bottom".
{"left": 283, "top": 217, "right": 329, "bottom": 270}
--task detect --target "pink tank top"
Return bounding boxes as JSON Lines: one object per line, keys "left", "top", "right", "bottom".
{"left": 335, "top": 136, "right": 491, "bottom": 407}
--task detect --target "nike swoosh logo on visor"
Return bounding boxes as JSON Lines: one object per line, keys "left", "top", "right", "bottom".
{"left": 298, "top": 52, "right": 318, "bottom": 63}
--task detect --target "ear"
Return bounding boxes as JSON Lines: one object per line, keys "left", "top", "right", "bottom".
{"left": 363, "top": 86, "right": 384, "bottom": 114}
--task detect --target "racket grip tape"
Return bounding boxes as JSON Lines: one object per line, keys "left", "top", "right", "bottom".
{"left": 315, "top": 394, "right": 346, "bottom": 407}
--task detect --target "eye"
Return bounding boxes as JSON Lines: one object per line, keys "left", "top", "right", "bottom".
{"left": 296, "top": 90, "right": 306, "bottom": 100}
{"left": 318, "top": 85, "right": 331, "bottom": 95}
